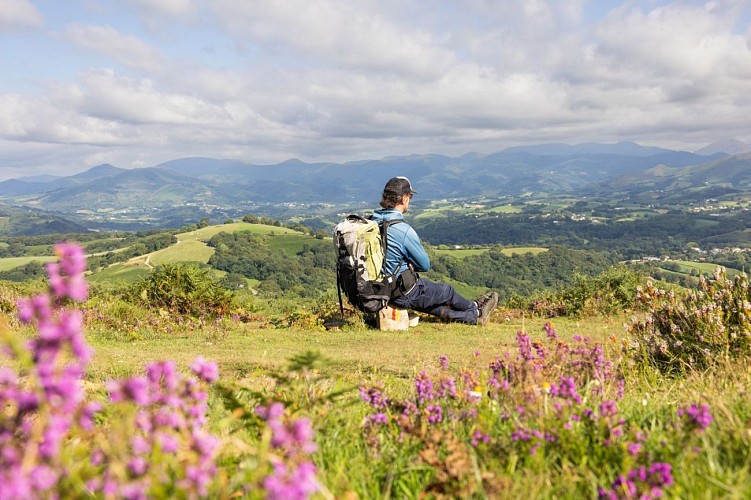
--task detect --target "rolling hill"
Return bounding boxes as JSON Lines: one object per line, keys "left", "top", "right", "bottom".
{"left": 594, "top": 152, "right": 751, "bottom": 202}
{"left": 0, "top": 141, "right": 733, "bottom": 231}
{"left": 0, "top": 204, "right": 90, "bottom": 236}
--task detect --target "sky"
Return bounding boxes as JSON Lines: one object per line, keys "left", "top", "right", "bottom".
{"left": 1, "top": 0, "right": 751, "bottom": 180}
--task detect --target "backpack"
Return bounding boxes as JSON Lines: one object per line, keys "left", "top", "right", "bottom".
{"left": 333, "top": 214, "right": 403, "bottom": 314}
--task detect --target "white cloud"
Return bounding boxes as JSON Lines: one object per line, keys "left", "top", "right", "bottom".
{"left": 595, "top": 3, "right": 751, "bottom": 82}
{"left": 0, "top": 0, "right": 43, "bottom": 30}
{"left": 3, "top": 0, "right": 751, "bottom": 179}
{"left": 0, "top": 89, "right": 125, "bottom": 146}
{"left": 210, "top": 0, "right": 456, "bottom": 79}
{"left": 77, "top": 70, "right": 231, "bottom": 126}
{"left": 63, "top": 24, "right": 166, "bottom": 73}
{"left": 126, "top": 0, "right": 196, "bottom": 19}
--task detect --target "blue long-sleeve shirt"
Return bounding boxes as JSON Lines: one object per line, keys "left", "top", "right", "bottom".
{"left": 371, "top": 208, "right": 430, "bottom": 276}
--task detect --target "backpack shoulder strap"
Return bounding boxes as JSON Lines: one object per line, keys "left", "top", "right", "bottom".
{"left": 379, "top": 218, "right": 403, "bottom": 252}
{"left": 378, "top": 219, "right": 404, "bottom": 276}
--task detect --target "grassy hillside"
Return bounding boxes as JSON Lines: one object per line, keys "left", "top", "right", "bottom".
{"left": 434, "top": 246, "right": 548, "bottom": 258}
{"left": 0, "top": 255, "right": 56, "bottom": 272}
{"left": 86, "top": 222, "right": 311, "bottom": 285}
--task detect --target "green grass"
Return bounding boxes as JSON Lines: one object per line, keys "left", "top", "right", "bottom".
{"left": 487, "top": 204, "right": 523, "bottom": 214}
{"left": 89, "top": 222, "right": 311, "bottom": 280}
{"left": 152, "top": 223, "right": 308, "bottom": 264}
{"left": 0, "top": 255, "right": 56, "bottom": 271}
{"left": 83, "top": 314, "right": 610, "bottom": 382}
{"left": 150, "top": 240, "right": 215, "bottom": 266}
{"left": 434, "top": 247, "right": 548, "bottom": 258}
{"left": 502, "top": 246, "right": 548, "bottom": 256}
{"left": 267, "top": 234, "right": 317, "bottom": 255}
{"left": 87, "top": 263, "right": 150, "bottom": 284}
{"left": 672, "top": 260, "right": 740, "bottom": 276}
{"left": 434, "top": 248, "right": 489, "bottom": 258}
{"left": 7, "top": 280, "right": 751, "bottom": 497}
{"left": 413, "top": 209, "right": 449, "bottom": 220}
{"left": 179, "top": 223, "right": 299, "bottom": 241}
{"left": 694, "top": 218, "right": 721, "bottom": 228}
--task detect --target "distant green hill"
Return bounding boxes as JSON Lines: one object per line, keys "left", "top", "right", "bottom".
{"left": 0, "top": 143, "right": 727, "bottom": 230}
{"left": 0, "top": 204, "right": 89, "bottom": 236}
{"left": 595, "top": 153, "right": 751, "bottom": 202}
{"left": 87, "top": 222, "right": 310, "bottom": 287}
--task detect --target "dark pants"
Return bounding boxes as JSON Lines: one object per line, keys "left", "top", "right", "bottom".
{"left": 391, "top": 278, "right": 478, "bottom": 324}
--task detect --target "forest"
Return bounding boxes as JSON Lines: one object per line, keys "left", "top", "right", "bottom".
{"left": 413, "top": 209, "right": 751, "bottom": 259}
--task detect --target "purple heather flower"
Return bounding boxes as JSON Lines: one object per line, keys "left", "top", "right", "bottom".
{"left": 184, "top": 464, "right": 214, "bottom": 497}
{"left": 511, "top": 428, "right": 532, "bottom": 442}
{"left": 402, "top": 400, "right": 418, "bottom": 416}
{"left": 17, "top": 294, "right": 52, "bottom": 325}
{"left": 55, "top": 242, "right": 87, "bottom": 276}
{"left": 264, "top": 461, "right": 318, "bottom": 500}
{"left": 599, "top": 400, "right": 618, "bottom": 418}
{"left": 414, "top": 371, "right": 435, "bottom": 405}
{"left": 127, "top": 457, "right": 149, "bottom": 476}
{"left": 678, "top": 403, "right": 713, "bottom": 431}
{"left": 627, "top": 442, "right": 642, "bottom": 456}
{"left": 119, "top": 482, "right": 147, "bottom": 500}
{"left": 108, "top": 376, "right": 151, "bottom": 406}
{"left": 155, "top": 431, "right": 180, "bottom": 453}
{"left": 29, "top": 465, "right": 59, "bottom": 491}
{"left": 426, "top": 403, "right": 443, "bottom": 424}
{"left": 39, "top": 414, "right": 71, "bottom": 459}
{"left": 552, "top": 376, "right": 582, "bottom": 404}
{"left": 191, "top": 430, "right": 220, "bottom": 457}
{"left": 146, "top": 360, "right": 178, "bottom": 385}
{"left": 603, "top": 462, "right": 673, "bottom": 499}
{"left": 359, "top": 386, "right": 390, "bottom": 409}
{"left": 131, "top": 436, "right": 151, "bottom": 455}
{"left": 436, "top": 376, "right": 457, "bottom": 398}
{"left": 543, "top": 321, "right": 558, "bottom": 340}
{"left": 48, "top": 243, "right": 89, "bottom": 301}
{"left": 609, "top": 476, "right": 638, "bottom": 498}
{"left": 291, "top": 419, "right": 316, "bottom": 453}
{"left": 366, "top": 413, "right": 389, "bottom": 426}
{"left": 516, "top": 331, "right": 533, "bottom": 361}
{"left": 190, "top": 357, "right": 219, "bottom": 383}
{"left": 471, "top": 430, "right": 490, "bottom": 447}
{"left": 647, "top": 462, "right": 674, "bottom": 487}
{"left": 256, "top": 402, "right": 285, "bottom": 421}
{"left": 438, "top": 355, "right": 449, "bottom": 370}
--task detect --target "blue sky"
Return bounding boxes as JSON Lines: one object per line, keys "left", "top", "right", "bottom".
{"left": 1, "top": 0, "right": 751, "bottom": 179}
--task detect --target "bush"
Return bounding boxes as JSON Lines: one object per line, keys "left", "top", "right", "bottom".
{"left": 128, "top": 263, "right": 234, "bottom": 318}
{"left": 511, "top": 267, "right": 643, "bottom": 318}
{"left": 561, "top": 266, "right": 642, "bottom": 317}
{"left": 627, "top": 268, "right": 751, "bottom": 373}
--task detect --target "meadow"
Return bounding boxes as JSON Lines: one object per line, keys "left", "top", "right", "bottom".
{"left": 433, "top": 247, "right": 548, "bottom": 258}
{"left": 5, "top": 219, "right": 751, "bottom": 500}
{"left": 3, "top": 243, "right": 751, "bottom": 499}
{"left": 0, "top": 255, "right": 55, "bottom": 271}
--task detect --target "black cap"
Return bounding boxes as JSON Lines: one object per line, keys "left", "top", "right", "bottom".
{"left": 383, "top": 176, "right": 417, "bottom": 197}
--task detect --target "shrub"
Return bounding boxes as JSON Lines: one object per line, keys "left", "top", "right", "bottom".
{"left": 626, "top": 268, "right": 751, "bottom": 373}
{"left": 561, "top": 267, "right": 642, "bottom": 316}
{"left": 511, "top": 267, "right": 643, "bottom": 318}
{"left": 128, "top": 263, "right": 234, "bottom": 318}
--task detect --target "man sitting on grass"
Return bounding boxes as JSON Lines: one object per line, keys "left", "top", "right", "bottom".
{"left": 370, "top": 176, "right": 498, "bottom": 325}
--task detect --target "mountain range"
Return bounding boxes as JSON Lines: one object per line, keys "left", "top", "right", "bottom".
{"left": 1, "top": 141, "right": 749, "bottom": 232}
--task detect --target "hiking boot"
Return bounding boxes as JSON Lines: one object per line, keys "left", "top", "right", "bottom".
{"left": 476, "top": 291, "right": 498, "bottom": 326}
{"left": 474, "top": 291, "right": 494, "bottom": 311}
